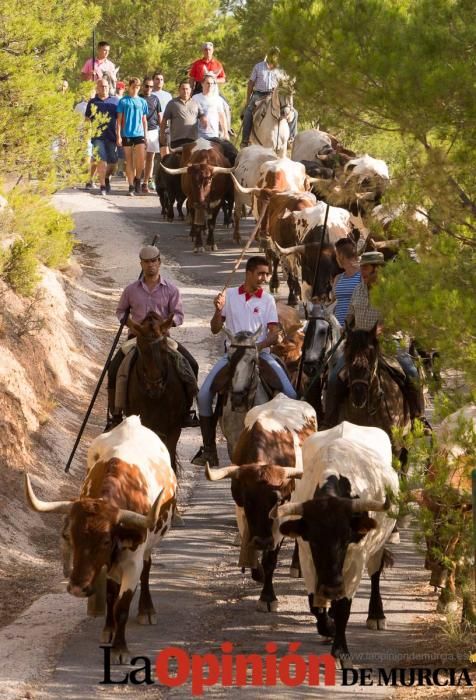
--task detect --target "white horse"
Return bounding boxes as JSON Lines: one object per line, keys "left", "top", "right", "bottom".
{"left": 250, "top": 80, "right": 295, "bottom": 158}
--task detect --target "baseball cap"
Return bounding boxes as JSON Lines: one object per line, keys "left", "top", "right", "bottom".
{"left": 202, "top": 41, "right": 213, "bottom": 50}
{"left": 116, "top": 81, "right": 125, "bottom": 90}
{"left": 139, "top": 245, "right": 160, "bottom": 261}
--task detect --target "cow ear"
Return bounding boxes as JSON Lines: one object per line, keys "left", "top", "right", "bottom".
{"left": 351, "top": 514, "right": 377, "bottom": 541}
{"left": 280, "top": 518, "right": 308, "bottom": 540}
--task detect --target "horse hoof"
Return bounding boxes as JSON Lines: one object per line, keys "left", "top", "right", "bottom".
{"left": 137, "top": 612, "right": 158, "bottom": 625}
{"left": 256, "top": 599, "right": 278, "bottom": 613}
{"left": 366, "top": 617, "right": 386, "bottom": 630}
{"left": 212, "top": 244, "right": 218, "bottom": 251}
{"left": 100, "top": 628, "right": 113, "bottom": 644}
{"left": 289, "top": 566, "right": 301, "bottom": 578}
{"left": 205, "top": 244, "right": 211, "bottom": 251}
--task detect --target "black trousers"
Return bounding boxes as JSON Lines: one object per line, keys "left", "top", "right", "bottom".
{"left": 107, "top": 340, "right": 199, "bottom": 389}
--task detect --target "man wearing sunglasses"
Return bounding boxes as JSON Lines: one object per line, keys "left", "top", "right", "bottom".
{"left": 141, "top": 77, "right": 162, "bottom": 193}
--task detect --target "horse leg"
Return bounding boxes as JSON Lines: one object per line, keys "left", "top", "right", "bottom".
{"left": 268, "top": 251, "right": 280, "bottom": 293}
{"left": 286, "top": 272, "right": 299, "bottom": 306}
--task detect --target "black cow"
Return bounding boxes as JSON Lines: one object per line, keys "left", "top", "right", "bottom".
{"left": 155, "top": 153, "right": 186, "bottom": 222}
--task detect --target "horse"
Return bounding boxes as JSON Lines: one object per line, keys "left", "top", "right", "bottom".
{"left": 300, "top": 303, "right": 341, "bottom": 420}
{"left": 250, "top": 79, "right": 295, "bottom": 157}
{"left": 337, "top": 324, "right": 410, "bottom": 458}
{"left": 125, "top": 311, "right": 192, "bottom": 472}
{"left": 212, "top": 328, "right": 270, "bottom": 459}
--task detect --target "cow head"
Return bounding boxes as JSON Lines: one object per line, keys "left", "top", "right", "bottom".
{"left": 206, "top": 462, "right": 303, "bottom": 551}
{"left": 273, "top": 476, "right": 388, "bottom": 600}
{"left": 25, "top": 474, "right": 163, "bottom": 597}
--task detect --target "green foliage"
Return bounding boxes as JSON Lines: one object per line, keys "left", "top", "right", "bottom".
{"left": 1, "top": 190, "right": 75, "bottom": 296}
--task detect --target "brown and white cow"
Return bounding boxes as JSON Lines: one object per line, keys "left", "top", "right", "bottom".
{"left": 25, "top": 415, "right": 177, "bottom": 664}
{"left": 161, "top": 138, "right": 233, "bottom": 253}
{"left": 232, "top": 145, "right": 278, "bottom": 242}
{"left": 206, "top": 394, "right": 317, "bottom": 612}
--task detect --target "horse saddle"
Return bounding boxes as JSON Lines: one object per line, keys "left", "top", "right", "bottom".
{"left": 252, "top": 95, "right": 272, "bottom": 127}
{"left": 379, "top": 355, "right": 406, "bottom": 387}
{"left": 210, "top": 355, "right": 288, "bottom": 400}
{"left": 115, "top": 339, "right": 197, "bottom": 413}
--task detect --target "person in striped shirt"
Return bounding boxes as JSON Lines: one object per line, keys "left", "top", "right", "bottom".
{"left": 332, "top": 238, "right": 361, "bottom": 327}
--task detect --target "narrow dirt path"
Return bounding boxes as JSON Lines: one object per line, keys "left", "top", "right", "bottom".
{"left": 1, "top": 183, "right": 467, "bottom": 699}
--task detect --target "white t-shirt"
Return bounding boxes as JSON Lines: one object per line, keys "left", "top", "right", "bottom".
{"left": 192, "top": 92, "right": 224, "bottom": 138}
{"left": 222, "top": 286, "right": 278, "bottom": 350}
{"left": 152, "top": 89, "right": 172, "bottom": 113}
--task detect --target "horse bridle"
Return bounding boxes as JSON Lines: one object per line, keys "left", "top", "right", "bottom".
{"left": 349, "top": 354, "right": 382, "bottom": 413}
{"left": 137, "top": 335, "right": 169, "bottom": 396}
{"left": 228, "top": 343, "right": 259, "bottom": 407}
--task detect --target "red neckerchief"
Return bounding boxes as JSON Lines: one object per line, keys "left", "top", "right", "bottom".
{"left": 238, "top": 285, "right": 264, "bottom": 302}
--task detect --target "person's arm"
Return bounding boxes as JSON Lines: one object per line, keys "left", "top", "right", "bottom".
{"left": 189, "top": 61, "right": 199, "bottom": 92}
{"left": 257, "top": 323, "right": 280, "bottom": 351}
{"left": 210, "top": 292, "right": 225, "bottom": 334}
{"left": 219, "top": 111, "right": 228, "bottom": 139}
{"left": 160, "top": 103, "right": 170, "bottom": 145}
{"left": 215, "top": 63, "right": 226, "bottom": 85}
{"left": 246, "top": 79, "right": 255, "bottom": 103}
{"left": 168, "top": 285, "right": 184, "bottom": 327}
{"left": 116, "top": 112, "right": 123, "bottom": 146}
{"left": 116, "top": 286, "right": 130, "bottom": 324}
{"left": 142, "top": 114, "right": 148, "bottom": 138}
{"left": 80, "top": 59, "right": 94, "bottom": 82}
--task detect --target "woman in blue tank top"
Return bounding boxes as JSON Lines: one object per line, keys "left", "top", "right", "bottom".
{"left": 333, "top": 239, "right": 361, "bottom": 326}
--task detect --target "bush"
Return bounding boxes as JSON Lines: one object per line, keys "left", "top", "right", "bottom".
{"left": 0, "top": 189, "right": 75, "bottom": 296}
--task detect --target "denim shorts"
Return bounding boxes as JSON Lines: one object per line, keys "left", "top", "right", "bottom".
{"left": 91, "top": 139, "right": 118, "bottom": 164}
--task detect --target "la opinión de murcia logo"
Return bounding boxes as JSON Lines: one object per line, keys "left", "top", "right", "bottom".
{"left": 99, "top": 643, "right": 474, "bottom": 695}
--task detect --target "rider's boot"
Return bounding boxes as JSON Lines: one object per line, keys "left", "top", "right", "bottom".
{"left": 404, "top": 383, "right": 432, "bottom": 435}
{"left": 191, "top": 416, "right": 219, "bottom": 466}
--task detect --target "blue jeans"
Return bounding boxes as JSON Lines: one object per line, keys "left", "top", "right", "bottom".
{"left": 91, "top": 138, "right": 118, "bottom": 164}
{"left": 242, "top": 93, "right": 298, "bottom": 144}
{"left": 197, "top": 352, "right": 297, "bottom": 417}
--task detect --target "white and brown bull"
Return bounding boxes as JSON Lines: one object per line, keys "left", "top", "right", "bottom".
{"left": 25, "top": 415, "right": 177, "bottom": 664}
{"left": 272, "top": 422, "right": 398, "bottom": 664}
{"left": 206, "top": 394, "right": 317, "bottom": 612}
{"left": 161, "top": 138, "right": 233, "bottom": 253}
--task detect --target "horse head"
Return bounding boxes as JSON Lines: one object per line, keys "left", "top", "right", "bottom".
{"left": 344, "top": 322, "right": 380, "bottom": 409}
{"left": 224, "top": 327, "right": 261, "bottom": 411}
{"left": 272, "top": 76, "right": 294, "bottom": 121}
{"left": 129, "top": 311, "right": 174, "bottom": 345}
{"left": 302, "top": 303, "right": 339, "bottom": 377}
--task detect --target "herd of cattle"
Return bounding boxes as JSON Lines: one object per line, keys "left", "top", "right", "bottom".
{"left": 156, "top": 128, "right": 410, "bottom": 307}
{"left": 25, "top": 397, "right": 474, "bottom": 667}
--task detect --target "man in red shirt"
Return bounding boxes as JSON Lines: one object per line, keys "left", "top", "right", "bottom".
{"left": 189, "top": 42, "right": 226, "bottom": 95}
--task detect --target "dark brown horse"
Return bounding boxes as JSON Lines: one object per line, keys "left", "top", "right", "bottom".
{"left": 126, "top": 312, "right": 189, "bottom": 472}
{"left": 339, "top": 324, "right": 410, "bottom": 448}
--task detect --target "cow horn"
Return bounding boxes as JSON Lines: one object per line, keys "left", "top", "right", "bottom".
{"left": 25, "top": 473, "right": 73, "bottom": 514}
{"left": 117, "top": 488, "right": 164, "bottom": 530}
{"left": 281, "top": 467, "right": 304, "bottom": 479}
{"left": 274, "top": 241, "right": 306, "bottom": 256}
{"left": 231, "top": 174, "right": 259, "bottom": 195}
{"left": 160, "top": 163, "right": 188, "bottom": 175}
{"left": 351, "top": 495, "right": 390, "bottom": 513}
{"left": 275, "top": 501, "right": 304, "bottom": 519}
{"left": 205, "top": 462, "right": 241, "bottom": 481}
{"left": 212, "top": 166, "right": 234, "bottom": 175}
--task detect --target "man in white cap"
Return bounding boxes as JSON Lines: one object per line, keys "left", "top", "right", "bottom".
{"left": 107, "top": 245, "right": 199, "bottom": 428}
{"left": 323, "top": 251, "right": 430, "bottom": 431}
{"left": 189, "top": 41, "right": 226, "bottom": 95}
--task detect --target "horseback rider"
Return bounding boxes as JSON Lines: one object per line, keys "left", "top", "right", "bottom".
{"left": 240, "top": 47, "right": 298, "bottom": 148}
{"left": 107, "top": 245, "right": 199, "bottom": 429}
{"left": 191, "top": 256, "right": 297, "bottom": 467}
{"left": 323, "top": 250, "right": 431, "bottom": 432}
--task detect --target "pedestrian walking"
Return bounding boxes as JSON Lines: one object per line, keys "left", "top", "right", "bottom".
{"left": 116, "top": 78, "right": 148, "bottom": 196}
{"left": 141, "top": 77, "right": 162, "bottom": 193}
{"left": 85, "top": 79, "right": 119, "bottom": 195}
{"left": 160, "top": 80, "right": 207, "bottom": 150}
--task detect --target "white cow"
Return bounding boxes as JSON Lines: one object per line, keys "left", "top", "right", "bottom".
{"left": 25, "top": 415, "right": 177, "bottom": 664}
{"left": 232, "top": 145, "right": 278, "bottom": 241}
{"left": 273, "top": 422, "right": 398, "bottom": 664}
{"left": 291, "top": 129, "right": 333, "bottom": 162}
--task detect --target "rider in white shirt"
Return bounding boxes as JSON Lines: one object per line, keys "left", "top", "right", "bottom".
{"left": 191, "top": 256, "right": 297, "bottom": 466}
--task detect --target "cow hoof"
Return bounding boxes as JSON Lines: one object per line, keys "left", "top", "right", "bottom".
{"left": 289, "top": 566, "right": 301, "bottom": 578}
{"left": 366, "top": 617, "right": 386, "bottom": 630}
{"left": 212, "top": 244, "right": 218, "bottom": 251}
{"left": 100, "top": 627, "right": 113, "bottom": 644}
{"left": 256, "top": 599, "right": 278, "bottom": 613}
{"left": 193, "top": 247, "right": 204, "bottom": 254}
{"left": 137, "top": 612, "right": 158, "bottom": 625}
{"left": 111, "top": 648, "right": 131, "bottom": 665}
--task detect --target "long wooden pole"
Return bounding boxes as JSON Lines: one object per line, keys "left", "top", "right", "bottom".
{"left": 221, "top": 201, "right": 269, "bottom": 293}
{"left": 64, "top": 235, "right": 159, "bottom": 473}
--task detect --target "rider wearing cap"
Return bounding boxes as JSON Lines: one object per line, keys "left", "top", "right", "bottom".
{"left": 107, "top": 245, "right": 199, "bottom": 429}
{"left": 323, "top": 251, "right": 430, "bottom": 431}
{"left": 241, "top": 47, "right": 298, "bottom": 148}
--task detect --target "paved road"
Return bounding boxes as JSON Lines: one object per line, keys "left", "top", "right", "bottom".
{"left": 15, "top": 184, "right": 439, "bottom": 699}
